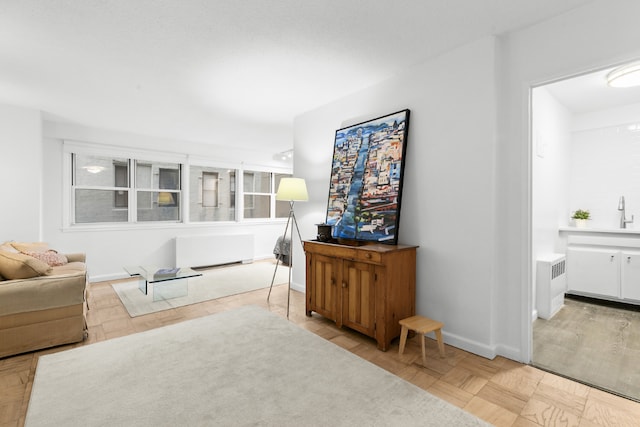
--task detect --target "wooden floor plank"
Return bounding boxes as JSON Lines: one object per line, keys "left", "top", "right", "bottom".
{"left": 1, "top": 277, "right": 640, "bottom": 426}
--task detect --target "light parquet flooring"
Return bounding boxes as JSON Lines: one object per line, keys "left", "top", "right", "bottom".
{"left": 2, "top": 279, "right": 640, "bottom": 426}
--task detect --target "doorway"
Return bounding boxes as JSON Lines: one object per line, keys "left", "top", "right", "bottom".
{"left": 531, "top": 62, "right": 640, "bottom": 402}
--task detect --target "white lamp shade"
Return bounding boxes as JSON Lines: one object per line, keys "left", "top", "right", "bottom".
{"left": 607, "top": 62, "right": 640, "bottom": 88}
{"left": 276, "top": 177, "right": 308, "bottom": 201}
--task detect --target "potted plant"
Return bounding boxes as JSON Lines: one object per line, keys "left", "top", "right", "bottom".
{"left": 571, "top": 209, "right": 590, "bottom": 228}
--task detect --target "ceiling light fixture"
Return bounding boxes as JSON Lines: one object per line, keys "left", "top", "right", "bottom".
{"left": 607, "top": 61, "right": 640, "bottom": 88}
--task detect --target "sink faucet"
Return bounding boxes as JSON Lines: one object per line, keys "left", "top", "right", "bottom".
{"left": 618, "top": 196, "right": 634, "bottom": 228}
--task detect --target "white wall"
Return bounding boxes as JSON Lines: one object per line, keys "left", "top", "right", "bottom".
{"left": 2, "top": 107, "right": 292, "bottom": 281}
{"left": 568, "top": 106, "right": 640, "bottom": 229}
{"left": 501, "top": 0, "right": 640, "bottom": 361}
{"left": 294, "top": 37, "right": 499, "bottom": 358}
{"left": 295, "top": 0, "right": 640, "bottom": 362}
{"left": 0, "top": 104, "right": 42, "bottom": 241}
{"left": 531, "top": 87, "right": 571, "bottom": 317}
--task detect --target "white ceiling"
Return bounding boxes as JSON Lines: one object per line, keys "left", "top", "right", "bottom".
{"left": 544, "top": 65, "right": 640, "bottom": 114}
{"left": 0, "top": 0, "right": 596, "bottom": 149}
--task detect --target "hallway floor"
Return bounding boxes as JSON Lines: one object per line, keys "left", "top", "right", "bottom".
{"left": 533, "top": 295, "right": 640, "bottom": 402}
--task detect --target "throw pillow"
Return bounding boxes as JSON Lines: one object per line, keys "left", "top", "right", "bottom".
{"left": 11, "top": 241, "right": 50, "bottom": 253}
{"left": 0, "top": 251, "right": 52, "bottom": 280}
{"left": 25, "top": 250, "right": 68, "bottom": 267}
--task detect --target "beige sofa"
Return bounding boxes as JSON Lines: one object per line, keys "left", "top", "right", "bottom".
{"left": 0, "top": 242, "right": 88, "bottom": 358}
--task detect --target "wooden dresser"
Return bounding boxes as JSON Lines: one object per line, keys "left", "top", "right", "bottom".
{"left": 303, "top": 240, "right": 417, "bottom": 351}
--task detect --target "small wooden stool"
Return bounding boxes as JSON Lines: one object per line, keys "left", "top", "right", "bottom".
{"left": 398, "top": 315, "right": 445, "bottom": 366}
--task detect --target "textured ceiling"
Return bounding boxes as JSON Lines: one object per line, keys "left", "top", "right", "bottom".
{"left": 0, "top": 0, "right": 594, "bottom": 149}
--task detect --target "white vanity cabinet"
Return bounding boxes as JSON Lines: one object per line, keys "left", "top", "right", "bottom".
{"left": 567, "top": 247, "right": 620, "bottom": 297}
{"left": 561, "top": 232, "right": 640, "bottom": 304}
{"left": 621, "top": 250, "right": 640, "bottom": 301}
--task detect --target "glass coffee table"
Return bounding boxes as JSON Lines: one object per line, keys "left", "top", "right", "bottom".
{"left": 124, "top": 266, "right": 202, "bottom": 301}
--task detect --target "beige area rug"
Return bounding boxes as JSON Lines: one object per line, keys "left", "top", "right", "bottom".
{"left": 26, "top": 306, "right": 489, "bottom": 427}
{"left": 112, "top": 261, "right": 290, "bottom": 317}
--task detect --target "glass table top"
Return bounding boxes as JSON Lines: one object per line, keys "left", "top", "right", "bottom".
{"left": 123, "top": 266, "right": 202, "bottom": 283}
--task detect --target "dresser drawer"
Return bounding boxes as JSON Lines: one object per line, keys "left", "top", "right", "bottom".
{"left": 355, "top": 250, "right": 382, "bottom": 263}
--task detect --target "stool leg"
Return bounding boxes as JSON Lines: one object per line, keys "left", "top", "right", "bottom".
{"left": 421, "top": 334, "right": 427, "bottom": 366}
{"left": 435, "top": 328, "right": 445, "bottom": 357}
{"left": 398, "top": 325, "right": 409, "bottom": 355}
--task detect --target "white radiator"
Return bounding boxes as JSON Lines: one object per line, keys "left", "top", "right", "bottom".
{"left": 536, "top": 253, "right": 567, "bottom": 320}
{"left": 175, "top": 234, "right": 254, "bottom": 268}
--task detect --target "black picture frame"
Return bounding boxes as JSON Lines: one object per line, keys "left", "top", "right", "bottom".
{"left": 325, "top": 109, "right": 410, "bottom": 245}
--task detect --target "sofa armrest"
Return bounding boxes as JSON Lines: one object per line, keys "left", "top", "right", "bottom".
{"left": 0, "top": 271, "right": 87, "bottom": 317}
{"left": 65, "top": 253, "right": 86, "bottom": 263}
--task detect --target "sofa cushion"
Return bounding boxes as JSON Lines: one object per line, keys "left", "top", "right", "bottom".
{"left": 0, "top": 251, "right": 52, "bottom": 280}
{"left": 11, "top": 242, "right": 50, "bottom": 253}
{"left": 0, "top": 242, "right": 19, "bottom": 253}
{"left": 50, "top": 262, "right": 85, "bottom": 276}
{"left": 24, "top": 250, "right": 68, "bottom": 267}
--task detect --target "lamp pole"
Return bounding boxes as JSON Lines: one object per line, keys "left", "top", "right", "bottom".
{"left": 267, "top": 178, "right": 308, "bottom": 318}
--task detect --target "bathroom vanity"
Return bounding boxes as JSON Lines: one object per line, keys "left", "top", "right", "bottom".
{"left": 559, "top": 227, "right": 640, "bottom": 304}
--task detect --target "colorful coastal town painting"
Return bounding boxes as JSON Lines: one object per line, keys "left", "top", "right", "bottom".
{"left": 325, "top": 109, "right": 410, "bottom": 245}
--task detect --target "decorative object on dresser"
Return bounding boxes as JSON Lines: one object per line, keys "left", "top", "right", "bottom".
{"left": 267, "top": 177, "right": 308, "bottom": 317}
{"left": 325, "top": 109, "right": 410, "bottom": 245}
{"left": 303, "top": 240, "right": 417, "bottom": 351}
{"left": 316, "top": 223, "right": 333, "bottom": 242}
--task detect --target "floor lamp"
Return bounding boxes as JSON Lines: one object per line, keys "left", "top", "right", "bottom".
{"left": 267, "top": 177, "right": 308, "bottom": 318}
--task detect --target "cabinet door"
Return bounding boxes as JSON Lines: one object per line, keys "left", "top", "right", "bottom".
{"left": 307, "top": 254, "right": 339, "bottom": 321}
{"left": 341, "top": 260, "right": 376, "bottom": 337}
{"left": 567, "top": 247, "right": 619, "bottom": 297}
{"left": 622, "top": 251, "right": 640, "bottom": 301}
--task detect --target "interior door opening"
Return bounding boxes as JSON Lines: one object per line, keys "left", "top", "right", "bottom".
{"left": 531, "top": 60, "right": 640, "bottom": 402}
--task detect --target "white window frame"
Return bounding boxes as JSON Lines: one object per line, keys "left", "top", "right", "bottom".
{"left": 62, "top": 142, "right": 292, "bottom": 229}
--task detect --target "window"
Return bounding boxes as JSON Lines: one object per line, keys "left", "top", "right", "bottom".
{"left": 69, "top": 147, "right": 289, "bottom": 226}
{"left": 114, "top": 162, "right": 128, "bottom": 208}
{"left": 243, "top": 171, "right": 271, "bottom": 219}
{"left": 243, "top": 171, "right": 292, "bottom": 219}
{"left": 202, "top": 172, "right": 218, "bottom": 207}
{"left": 73, "top": 154, "right": 130, "bottom": 223}
{"left": 189, "top": 166, "right": 236, "bottom": 222}
{"left": 135, "top": 161, "right": 181, "bottom": 222}
{"left": 71, "top": 154, "right": 181, "bottom": 224}
{"left": 274, "top": 173, "right": 291, "bottom": 218}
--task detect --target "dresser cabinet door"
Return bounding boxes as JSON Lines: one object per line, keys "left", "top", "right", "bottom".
{"left": 341, "top": 260, "right": 376, "bottom": 337}
{"left": 306, "top": 253, "right": 339, "bottom": 321}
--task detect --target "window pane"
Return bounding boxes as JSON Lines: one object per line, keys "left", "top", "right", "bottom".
{"left": 274, "top": 173, "right": 288, "bottom": 193}
{"left": 75, "top": 154, "right": 128, "bottom": 187}
{"left": 159, "top": 167, "right": 180, "bottom": 190}
{"left": 244, "top": 194, "right": 270, "bottom": 219}
{"left": 275, "top": 173, "right": 292, "bottom": 218}
{"left": 202, "top": 172, "right": 218, "bottom": 207}
{"left": 136, "top": 163, "right": 152, "bottom": 188}
{"left": 243, "top": 171, "right": 270, "bottom": 193}
{"left": 189, "top": 166, "right": 236, "bottom": 222}
{"left": 137, "top": 191, "right": 180, "bottom": 221}
{"left": 275, "top": 200, "right": 289, "bottom": 218}
{"left": 75, "top": 189, "right": 128, "bottom": 223}
{"left": 135, "top": 161, "right": 180, "bottom": 190}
